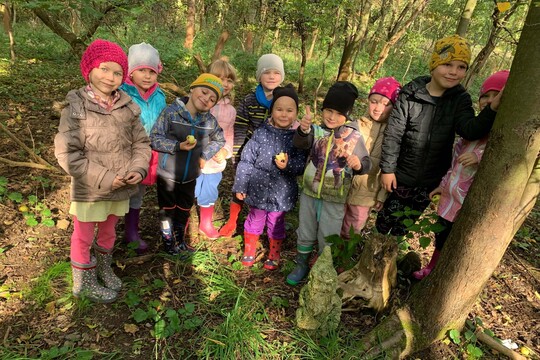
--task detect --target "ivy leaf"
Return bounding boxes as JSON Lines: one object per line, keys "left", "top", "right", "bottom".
{"left": 449, "top": 329, "right": 461, "bottom": 344}
{"left": 132, "top": 308, "right": 148, "bottom": 323}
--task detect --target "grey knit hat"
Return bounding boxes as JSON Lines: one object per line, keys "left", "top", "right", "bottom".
{"left": 127, "top": 42, "right": 162, "bottom": 75}
{"left": 256, "top": 54, "right": 285, "bottom": 82}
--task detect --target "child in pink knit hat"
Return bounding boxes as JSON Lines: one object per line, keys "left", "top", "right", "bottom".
{"left": 341, "top": 77, "right": 401, "bottom": 243}
{"left": 55, "top": 39, "right": 151, "bottom": 303}
{"left": 413, "top": 70, "right": 509, "bottom": 280}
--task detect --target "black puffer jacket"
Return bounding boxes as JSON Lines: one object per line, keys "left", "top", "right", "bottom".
{"left": 380, "top": 76, "right": 497, "bottom": 188}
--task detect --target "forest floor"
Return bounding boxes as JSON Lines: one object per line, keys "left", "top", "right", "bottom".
{"left": 1, "top": 58, "right": 539, "bottom": 360}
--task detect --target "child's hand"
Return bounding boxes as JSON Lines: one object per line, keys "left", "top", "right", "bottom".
{"left": 347, "top": 154, "right": 361, "bottom": 171}
{"left": 373, "top": 201, "right": 384, "bottom": 212}
{"left": 212, "top": 148, "right": 227, "bottom": 163}
{"left": 199, "top": 158, "right": 206, "bottom": 169}
{"left": 178, "top": 139, "right": 197, "bottom": 151}
{"left": 429, "top": 186, "right": 442, "bottom": 200}
{"left": 299, "top": 106, "right": 313, "bottom": 133}
{"left": 381, "top": 173, "right": 397, "bottom": 192}
{"left": 112, "top": 176, "right": 127, "bottom": 190}
{"left": 457, "top": 152, "right": 479, "bottom": 167}
{"left": 275, "top": 152, "right": 288, "bottom": 170}
{"left": 123, "top": 171, "right": 143, "bottom": 185}
{"left": 235, "top": 192, "right": 246, "bottom": 201}
{"left": 489, "top": 87, "right": 504, "bottom": 111}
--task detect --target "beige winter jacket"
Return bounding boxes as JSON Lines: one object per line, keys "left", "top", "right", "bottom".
{"left": 54, "top": 88, "right": 151, "bottom": 202}
{"left": 346, "top": 116, "right": 388, "bottom": 207}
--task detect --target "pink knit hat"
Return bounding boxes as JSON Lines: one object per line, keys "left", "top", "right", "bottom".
{"left": 80, "top": 39, "right": 128, "bottom": 83}
{"left": 479, "top": 70, "right": 509, "bottom": 99}
{"left": 369, "top": 77, "right": 401, "bottom": 104}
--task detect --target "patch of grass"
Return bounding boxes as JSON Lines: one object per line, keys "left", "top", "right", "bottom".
{"left": 0, "top": 344, "right": 118, "bottom": 360}
{"left": 25, "top": 261, "right": 71, "bottom": 307}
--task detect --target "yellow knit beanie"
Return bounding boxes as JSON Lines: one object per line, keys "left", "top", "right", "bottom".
{"left": 429, "top": 35, "right": 471, "bottom": 71}
{"left": 190, "top": 73, "right": 223, "bottom": 99}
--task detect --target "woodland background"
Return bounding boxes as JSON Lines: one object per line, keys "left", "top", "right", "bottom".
{"left": 0, "top": 0, "right": 539, "bottom": 359}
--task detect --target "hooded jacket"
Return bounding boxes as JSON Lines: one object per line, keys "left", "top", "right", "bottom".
{"left": 54, "top": 87, "right": 151, "bottom": 202}
{"left": 380, "top": 76, "right": 497, "bottom": 188}
{"left": 120, "top": 81, "right": 166, "bottom": 134}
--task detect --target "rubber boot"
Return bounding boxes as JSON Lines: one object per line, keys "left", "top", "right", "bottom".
{"left": 242, "top": 232, "right": 260, "bottom": 267}
{"left": 286, "top": 246, "right": 313, "bottom": 286}
{"left": 174, "top": 221, "right": 196, "bottom": 254}
{"left": 71, "top": 258, "right": 117, "bottom": 303}
{"left": 413, "top": 249, "right": 441, "bottom": 280}
{"left": 93, "top": 244, "right": 122, "bottom": 292}
{"left": 124, "top": 208, "right": 148, "bottom": 254}
{"left": 219, "top": 201, "right": 242, "bottom": 237}
{"left": 160, "top": 219, "right": 179, "bottom": 255}
{"left": 263, "top": 238, "right": 283, "bottom": 270}
{"left": 198, "top": 206, "right": 220, "bottom": 239}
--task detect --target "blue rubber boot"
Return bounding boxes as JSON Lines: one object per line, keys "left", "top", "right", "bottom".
{"left": 286, "top": 246, "right": 313, "bottom": 286}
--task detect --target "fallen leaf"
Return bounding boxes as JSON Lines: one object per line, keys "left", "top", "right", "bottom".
{"left": 116, "top": 261, "right": 126, "bottom": 271}
{"left": 124, "top": 323, "right": 139, "bottom": 334}
{"left": 45, "top": 301, "right": 56, "bottom": 314}
{"left": 4, "top": 220, "right": 14, "bottom": 226}
{"left": 497, "top": 2, "right": 511, "bottom": 12}
{"left": 86, "top": 323, "right": 98, "bottom": 329}
{"left": 56, "top": 219, "right": 70, "bottom": 230}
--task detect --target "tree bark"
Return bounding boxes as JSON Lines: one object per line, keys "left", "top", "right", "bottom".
{"left": 360, "top": 4, "right": 540, "bottom": 357}
{"left": 184, "top": 0, "right": 195, "bottom": 49}
{"left": 1, "top": 2, "right": 15, "bottom": 62}
{"left": 211, "top": 30, "right": 230, "bottom": 63}
{"left": 463, "top": 1, "right": 521, "bottom": 89}
{"left": 455, "top": 0, "right": 477, "bottom": 37}
{"left": 307, "top": 28, "right": 318, "bottom": 61}
{"left": 297, "top": 23, "right": 307, "bottom": 94}
{"left": 368, "top": 0, "right": 429, "bottom": 77}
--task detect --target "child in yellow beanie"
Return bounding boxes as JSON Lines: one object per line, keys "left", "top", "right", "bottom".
{"left": 376, "top": 34, "right": 502, "bottom": 242}
{"left": 150, "top": 73, "right": 226, "bottom": 256}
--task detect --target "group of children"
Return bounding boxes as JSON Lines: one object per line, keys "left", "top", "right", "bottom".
{"left": 54, "top": 34, "right": 506, "bottom": 302}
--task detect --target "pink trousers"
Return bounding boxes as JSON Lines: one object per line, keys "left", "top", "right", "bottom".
{"left": 340, "top": 204, "right": 370, "bottom": 239}
{"left": 70, "top": 215, "right": 119, "bottom": 264}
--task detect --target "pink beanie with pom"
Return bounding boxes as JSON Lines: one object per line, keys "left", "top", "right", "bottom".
{"left": 369, "top": 77, "right": 402, "bottom": 104}
{"left": 80, "top": 39, "right": 128, "bottom": 83}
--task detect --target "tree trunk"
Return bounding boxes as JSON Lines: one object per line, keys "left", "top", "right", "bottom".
{"left": 1, "top": 2, "right": 15, "bottom": 62}
{"left": 307, "top": 28, "right": 318, "bottom": 61}
{"left": 368, "top": 0, "right": 429, "bottom": 77}
{"left": 211, "top": 30, "right": 230, "bottom": 63}
{"left": 337, "top": 0, "right": 372, "bottom": 81}
{"left": 184, "top": 0, "right": 195, "bottom": 49}
{"left": 298, "top": 25, "right": 307, "bottom": 94}
{"left": 455, "top": 0, "right": 477, "bottom": 36}
{"left": 360, "top": 5, "right": 540, "bottom": 357}
{"left": 463, "top": 1, "right": 520, "bottom": 89}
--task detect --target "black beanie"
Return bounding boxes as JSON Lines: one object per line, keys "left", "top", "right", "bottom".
{"left": 322, "top": 81, "right": 359, "bottom": 117}
{"left": 270, "top": 83, "right": 299, "bottom": 113}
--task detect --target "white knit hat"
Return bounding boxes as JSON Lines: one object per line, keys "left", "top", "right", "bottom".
{"left": 127, "top": 42, "right": 162, "bottom": 75}
{"left": 256, "top": 54, "right": 285, "bottom": 82}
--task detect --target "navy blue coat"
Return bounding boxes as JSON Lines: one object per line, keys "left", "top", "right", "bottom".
{"left": 233, "top": 120, "right": 308, "bottom": 212}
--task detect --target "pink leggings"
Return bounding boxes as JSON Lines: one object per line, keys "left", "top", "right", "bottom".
{"left": 70, "top": 215, "right": 119, "bottom": 264}
{"left": 340, "top": 204, "right": 370, "bottom": 239}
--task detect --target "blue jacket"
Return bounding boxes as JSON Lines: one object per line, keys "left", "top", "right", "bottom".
{"left": 233, "top": 120, "right": 308, "bottom": 212}
{"left": 150, "top": 98, "right": 225, "bottom": 184}
{"left": 120, "top": 83, "right": 166, "bottom": 134}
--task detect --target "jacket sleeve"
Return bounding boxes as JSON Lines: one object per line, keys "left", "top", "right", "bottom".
{"left": 233, "top": 96, "right": 251, "bottom": 158}
{"left": 150, "top": 107, "right": 179, "bottom": 154}
{"left": 54, "top": 107, "right": 115, "bottom": 190}
{"left": 128, "top": 111, "right": 151, "bottom": 179}
{"left": 202, "top": 116, "right": 226, "bottom": 160}
{"left": 282, "top": 148, "right": 308, "bottom": 177}
{"left": 293, "top": 126, "right": 314, "bottom": 149}
{"left": 232, "top": 135, "right": 258, "bottom": 194}
{"left": 352, "top": 132, "right": 372, "bottom": 175}
{"left": 455, "top": 92, "right": 497, "bottom": 141}
{"left": 223, "top": 107, "right": 236, "bottom": 158}
{"left": 380, "top": 94, "right": 408, "bottom": 174}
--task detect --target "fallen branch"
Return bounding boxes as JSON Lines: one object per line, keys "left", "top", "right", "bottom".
{"left": 0, "top": 121, "right": 53, "bottom": 167}
{"left": 475, "top": 330, "right": 527, "bottom": 360}
{"left": 121, "top": 254, "right": 155, "bottom": 266}
{"left": 0, "top": 156, "right": 60, "bottom": 172}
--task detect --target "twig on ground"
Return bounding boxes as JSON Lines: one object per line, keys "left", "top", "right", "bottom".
{"left": 475, "top": 330, "right": 527, "bottom": 360}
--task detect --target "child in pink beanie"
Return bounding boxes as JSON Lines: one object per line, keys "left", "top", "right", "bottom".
{"left": 413, "top": 70, "right": 509, "bottom": 280}
{"left": 341, "top": 77, "right": 401, "bottom": 241}
{"left": 55, "top": 39, "right": 151, "bottom": 302}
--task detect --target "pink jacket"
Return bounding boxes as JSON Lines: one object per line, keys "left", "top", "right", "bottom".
{"left": 438, "top": 137, "right": 487, "bottom": 222}
{"left": 202, "top": 97, "right": 236, "bottom": 174}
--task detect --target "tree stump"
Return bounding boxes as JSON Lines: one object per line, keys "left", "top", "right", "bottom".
{"left": 338, "top": 233, "right": 398, "bottom": 312}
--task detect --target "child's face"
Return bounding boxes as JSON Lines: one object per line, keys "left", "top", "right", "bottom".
{"left": 189, "top": 86, "right": 218, "bottom": 112}
{"left": 271, "top": 96, "right": 297, "bottom": 129}
{"left": 479, "top": 90, "right": 499, "bottom": 111}
{"left": 368, "top": 94, "right": 393, "bottom": 122}
{"left": 216, "top": 73, "right": 234, "bottom": 97}
{"left": 88, "top": 61, "right": 124, "bottom": 98}
{"left": 430, "top": 60, "right": 468, "bottom": 90}
{"left": 322, "top": 108, "right": 347, "bottom": 129}
{"left": 260, "top": 69, "right": 282, "bottom": 92}
{"left": 130, "top": 68, "right": 158, "bottom": 92}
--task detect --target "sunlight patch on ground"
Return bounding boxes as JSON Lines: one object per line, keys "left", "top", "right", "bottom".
{"left": 0, "top": 59, "right": 10, "bottom": 76}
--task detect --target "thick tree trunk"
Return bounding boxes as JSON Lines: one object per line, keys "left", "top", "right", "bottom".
{"left": 455, "top": 0, "right": 477, "bottom": 36}
{"left": 360, "top": 5, "right": 540, "bottom": 357}
{"left": 184, "top": 0, "right": 195, "bottom": 49}
{"left": 1, "top": 2, "right": 15, "bottom": 62}
{"left": 337, "top": 0, "right": 372, "bottom": 81}
{"left": 368, "top": 0, "right": 429, "bottom": 77}
{"left": 463, "top": 1, "right": 520, "bottom": 89}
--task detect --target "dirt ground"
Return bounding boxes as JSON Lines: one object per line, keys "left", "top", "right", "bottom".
{"left": 1, "top": 68, "right": 539, "bottom": 359}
